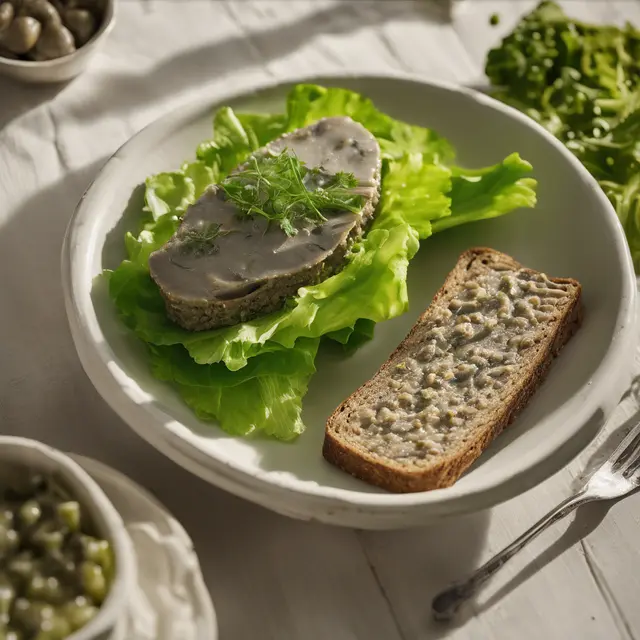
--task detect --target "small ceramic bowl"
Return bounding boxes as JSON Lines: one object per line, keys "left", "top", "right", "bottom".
{"left": 0, "top": 0, "right": 115, "bottom": 84}
{"left": 0, "top": 436, "right": 135, "bottom": 640}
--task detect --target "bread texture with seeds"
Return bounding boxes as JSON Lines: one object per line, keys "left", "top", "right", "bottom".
{"left": 323, "top": 248, "right": 582, "bottom": 493}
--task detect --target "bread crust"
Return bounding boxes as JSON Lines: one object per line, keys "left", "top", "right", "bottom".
{"left": 322, "top": 248, "right": 583, "bottom": 493}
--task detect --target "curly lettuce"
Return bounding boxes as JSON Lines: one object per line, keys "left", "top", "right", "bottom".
{"left": 486, "top": 0, "right": 640, "bottom": 268}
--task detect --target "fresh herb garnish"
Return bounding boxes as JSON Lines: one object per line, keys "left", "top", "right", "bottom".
{"left": 220, "top": 150, "right": 365, "bottom": 236}
{"left": 489, "top": 13, "right": 500, "bottom": 26}
{"left": 486, "top": 0, "right": 640, "bottom": 269}
{"left": 179, "top": 222, "right": 227, "bottom": 256}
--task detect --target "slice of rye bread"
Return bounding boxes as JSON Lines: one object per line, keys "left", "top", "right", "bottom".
{"left": 323, "top": 247, "right": 583, "bottom": 493}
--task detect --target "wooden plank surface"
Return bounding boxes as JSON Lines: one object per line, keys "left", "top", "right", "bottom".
{"left": 1, "top": 1, "right": 639, "bottom": 638}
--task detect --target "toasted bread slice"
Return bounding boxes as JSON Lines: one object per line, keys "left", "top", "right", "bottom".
{"left": 323, "top": 248, "right": 582, "bottom": 493}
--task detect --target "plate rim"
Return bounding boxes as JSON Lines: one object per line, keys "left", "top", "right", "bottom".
{"left": 62, "top": 70, "right": 638, "bottom": 527}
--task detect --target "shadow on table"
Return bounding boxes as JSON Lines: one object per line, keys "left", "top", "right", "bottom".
{"left": 470, "top": 409, "right": 640, "bottom": 620}
{"left": 474, "top": 501, "right": 613, "bottom": 618}
{"left": 0, "top": 0, "right": 450, "bottom": 139}
{"left": 0, "top": 160, "right": 118, "bottom": 446}
{"left": 0, "top": 77, "right": 70, "bottom": 131}
{"left": 1, "top": 1, "right": 449, "bottom": 135}
{"left": 104, "top": 437, "right": 491, "bottom": 640}
{"left": 360, "top": 511, "right": 491, "bottom": 638}
{"left": 61, "top": 0, "right": 448, "bottom": 127}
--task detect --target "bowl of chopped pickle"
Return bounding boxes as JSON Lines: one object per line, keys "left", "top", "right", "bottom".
{"left": 0, "top": 436, "right": 135, "bottom": 640}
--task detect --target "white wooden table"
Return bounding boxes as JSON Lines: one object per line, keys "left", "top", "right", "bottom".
{"left": 2, "top": 1, "right": 640, "bottom": 638}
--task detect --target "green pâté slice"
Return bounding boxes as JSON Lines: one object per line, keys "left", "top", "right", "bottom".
{"left": 149, "top": 116, "right": 381, "bottom": 332}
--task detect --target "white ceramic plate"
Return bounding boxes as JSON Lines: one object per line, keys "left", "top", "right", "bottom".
{"left": 72, "top": 455, "right": 217, "bottom": 640}
{"left": 63, "top": 73, "right": 637, "bottom": 529}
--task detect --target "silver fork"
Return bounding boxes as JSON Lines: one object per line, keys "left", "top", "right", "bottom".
{"left": 432, "top": 419, "right": 640, "bottom": 621}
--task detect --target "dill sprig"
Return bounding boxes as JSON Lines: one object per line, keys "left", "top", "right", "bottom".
{"left": 179, "top": 222, "right": 227, "bottom": 256}
{"left": 220, "top": 150, "right": 365, "bottom": 236}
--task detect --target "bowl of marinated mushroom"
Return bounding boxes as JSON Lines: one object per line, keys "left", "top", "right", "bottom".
{"left": 0, "top": 0, "right": 114, "bottom": 83}
{"left": 0, "top": 436, "right": 135, "bottom": 640}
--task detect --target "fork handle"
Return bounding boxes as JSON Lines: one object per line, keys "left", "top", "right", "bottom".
{"left": 432, "top": 489, "right": 595, "bottom": 621}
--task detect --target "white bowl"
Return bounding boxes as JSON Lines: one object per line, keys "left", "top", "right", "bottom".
{"left": 0, "top": 436, "right": 135, "bottom": 639}
{"left": 0, "top": 0, "right": 115, "bottom": 84}
{"left": 62, "top": 73, "right": 637, "bottom": 529}
{"left": 73, "top": 454, "right": 218, "bottom": 639}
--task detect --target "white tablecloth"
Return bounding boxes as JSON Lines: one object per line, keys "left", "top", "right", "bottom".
{"left": 2, "top": 1, "right": 640, "bottom": 638}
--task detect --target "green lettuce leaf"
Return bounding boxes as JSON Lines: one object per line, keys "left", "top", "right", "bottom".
{"left": 433, "top": 153, "right": 537, "bottom": 233}
{"left": 110, "top": 152, "right": 536, "bottom": 374}
{"left": 144, "top": 174, "right": 194, "bottom": 220}
{"left": 149, "top": 338, "right": 318, "bottom": 439}
{"left": 196, "top": 107, "right": 287, "bottom": 175}
{"left": 109, "top": 216, "right": 421, "bottom": 371}
{"left": 285, "top": 84, "right": 456, "bottom": 164}
{"left": 378, "top": 156, "right": 452, "bottom": 238}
